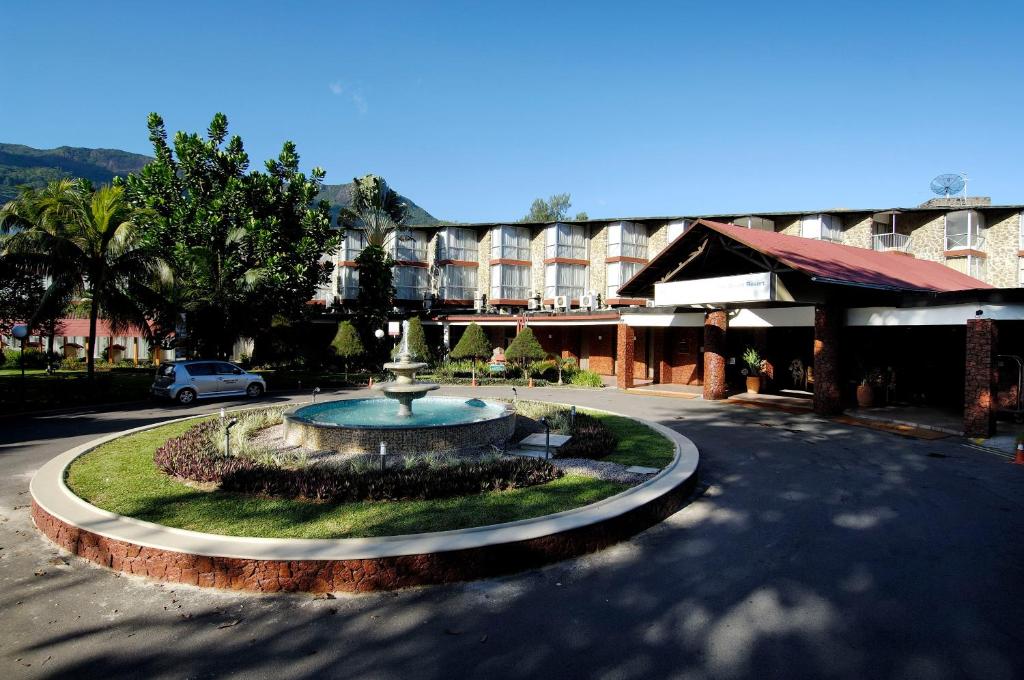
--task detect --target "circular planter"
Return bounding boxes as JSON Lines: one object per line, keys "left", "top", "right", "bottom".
{"left": 856, "top": 384, "right": 874, "bottom": 408}
{"left": 31, "top": 404, "right": 699, "bottom": 593}
{"left": 745, "top": 376, "right": 762, "bottom": 394}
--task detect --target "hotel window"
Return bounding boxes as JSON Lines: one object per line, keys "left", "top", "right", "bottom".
{"left": 800, "top": 214, "right": 842, "bottom": 242}
{"left": 393, "top": 229, "right": 428, "bottom": 262}
{"left": 336, "top": 266, "right": 359, "bottom": 299}
{"left": 545, "top": 223, "right": 587, "bottom": 259}
{"left": 607, "top": 221, "right": 648, "bottom": 259}
{"left": 438, "top": 227, "right": 479, "bottom": 262}
{"left": 731, "top": 216, "right": 775, "bottom": 231}
{"left": 394, "top": 265, "right": 428, "bottom": 300}
{"left": 341, "top": 229, "right": 367, "bottom": 260}
{"left": 946, "top": 254, "right": 987, "bottom": 282}
{"left": 544, "top": 262, "right": 587, "bottom": 299}
{"left": 490, "top": 225, "right": 531, "bottom": 260}
{"left": 944, "top": 210, "right": 985, "bottom": 250}
{"left": 607, "top": 260, "right": 645, "bottom": 299}
{"left": 490, "top": 264, "right": 531, "bottom": 300}
{"left": 440, "top": 265, "right": 478, "bottom": 300}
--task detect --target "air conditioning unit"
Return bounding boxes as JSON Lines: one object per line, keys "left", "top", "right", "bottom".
{"left": 580, "top": 294, "right": 595, "bottom": 311}
{"left": 554, "top": 295, "right": 569, "bottom": 311}
{"left": 473, "top": 291, "right": 484, "bottom": 311}
{"left": 527, "top": 298, "right": 540, "bottom": 311}
{"left": 645, "top": 299, "right": 657, "bottom": 308}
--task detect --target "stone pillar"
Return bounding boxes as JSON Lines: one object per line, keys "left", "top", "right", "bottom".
{"left": 703, "top": 309, "right": 728, "bottom": 400}
{"left": 964, "top": 318, "right": 997, "bottom": 438}
{"left": 813, "top": 306, "right": 842, "bottom": 416}
{"left": 616, "top": 322, "right": 635, "bottom": 390}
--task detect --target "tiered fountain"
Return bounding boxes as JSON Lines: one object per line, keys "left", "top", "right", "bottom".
{"left": 373, "top": 321, "right": 439, "bottom": 417}
{"left": 282, "top": 321, "right": 515, "bottom": 455}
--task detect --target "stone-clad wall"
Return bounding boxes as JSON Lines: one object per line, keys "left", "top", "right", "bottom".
{"left": 530, "top": 225, "right": 546, "bottom": 296}
{"left": 283, "top": 408, "right": 516, "bottom": 455}
{"left": 32, "top": 462, "right": 696, "bottom": 593}
{"left": 983, "top": 211, "right": 1020, "bottom": 288}
{"left": 589, "top": 223, "right": 607, "bottom": 297}
{"left": 840, "top": 214, "right": 874, "bottom": 250}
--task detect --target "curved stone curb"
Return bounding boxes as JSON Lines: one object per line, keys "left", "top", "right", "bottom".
{"left": 31, "top": 405, "right": 699, "bottom": 592}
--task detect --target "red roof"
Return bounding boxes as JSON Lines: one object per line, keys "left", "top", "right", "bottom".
{"left": 623, "top": 219, "right": 992, "bottom": 295}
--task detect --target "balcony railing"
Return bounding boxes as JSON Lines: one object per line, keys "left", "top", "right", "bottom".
{"left": 871, "top": 232, "right": 912, "bottom": 252}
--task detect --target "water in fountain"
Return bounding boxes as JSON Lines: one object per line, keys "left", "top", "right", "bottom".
{"left": 373, "top": 320, "right": 439, "bottom": 417}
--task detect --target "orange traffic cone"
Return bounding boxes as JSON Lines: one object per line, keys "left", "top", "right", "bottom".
{"left": 1015, "top": 442, "right": 1024, "bottom": 465}
{"left": 528, "top": 378, "right": 534, "bottom": 388}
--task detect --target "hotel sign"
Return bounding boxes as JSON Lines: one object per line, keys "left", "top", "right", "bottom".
{"left": 654, "top": 272, "right": 782, "bottom": 306}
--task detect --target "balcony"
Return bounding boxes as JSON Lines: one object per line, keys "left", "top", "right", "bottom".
{"left": 871, "top": 232, "right": 912, "bottom": 253}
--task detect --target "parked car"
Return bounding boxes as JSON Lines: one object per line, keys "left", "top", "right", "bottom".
{"left": 151, "top": 360, "right": 266, "bottom": 405}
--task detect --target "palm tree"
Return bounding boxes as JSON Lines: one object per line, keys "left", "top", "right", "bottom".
{"left": 0, "top": 179, "right": 170, "bottom": 379}
{"left": 339, "top": 175, "right": 407, "bottom": 362}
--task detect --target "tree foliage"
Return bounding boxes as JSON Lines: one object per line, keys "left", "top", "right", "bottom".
{"left": 450, "top": 322, "right": 492, "bottom": 360}
{"left": 330, "top": 320, "right": 365, "bottom": 359}
{"left": 339, "top": 174, "right": 406, "bottom": 363}
{"left": 505, "top": 326, "right": 546, "bottom": 371}
{"left": 393, "top": 316, "right": 431, "bottom": 362}
{"left": 0, "top": 179, "right": 167, "bottom": 377}
{"left": 121, "top": 112, "right": 337, "bottom": 358}
{"left": 522, "top": 193, "right": 587, "bottom": 222}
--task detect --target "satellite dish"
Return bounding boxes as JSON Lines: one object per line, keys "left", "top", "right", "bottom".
{"left": 930, "top": 173, "right": 966, "bottom": 197}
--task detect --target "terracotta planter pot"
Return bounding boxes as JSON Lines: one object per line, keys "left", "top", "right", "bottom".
{"left": 745, "top": 376, "right": 761, "bottom": 394}
{"left": 856, "top": 384, "right": 874, "bottom": 408}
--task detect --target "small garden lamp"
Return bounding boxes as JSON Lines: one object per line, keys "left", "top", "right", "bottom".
{"left": 379, "top": 440, "right": 387, "bottom": 471}
{"left": 313, "top": 386, "right": 321, "bottom": 403}
{"left": 540, "top": 417, "right": 551, "bottom": 460}
{"left": 224, "top": 418, "right": 239, "bottom": 458}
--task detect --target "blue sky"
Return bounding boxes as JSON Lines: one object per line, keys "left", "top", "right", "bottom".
{"left": 2, "top": 1, "right": 1022, "bottom": 222}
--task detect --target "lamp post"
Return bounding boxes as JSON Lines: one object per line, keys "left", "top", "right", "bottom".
{"left": 12, "top": 325, "right": 28, "bottom": 390}
{"left": 312, "top": 386, "right": 321, "bottom": 403}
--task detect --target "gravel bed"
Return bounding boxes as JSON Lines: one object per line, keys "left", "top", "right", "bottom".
{"left": 551, "top": 457, "right": 651, "bottom": 485}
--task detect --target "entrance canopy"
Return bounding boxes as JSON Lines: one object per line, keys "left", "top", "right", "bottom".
{"left": 619, "top": 219, "right": 993, "bottom": 304}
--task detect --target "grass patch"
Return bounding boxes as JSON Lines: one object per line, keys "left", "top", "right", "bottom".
{"left": 66, "top": 418, "right": 627, "bottom": 539}
{"left": 589, "top": 413, "right": 675, "bottom": 468}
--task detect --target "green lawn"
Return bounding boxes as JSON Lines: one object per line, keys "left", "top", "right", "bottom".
{"left": 588, "top": 412, "right": 676, "bottom": 468}
{"left": 66, "top": 419, "right": 629, "bottom": 539}
{"left": 0, "top": 369, "right": 155, "bottom": 413}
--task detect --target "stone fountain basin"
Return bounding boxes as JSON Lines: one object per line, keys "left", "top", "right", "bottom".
{"left": 282, "top": 397, "right": 516, "bottom": 456}
{"left": 372, "top": 382, "right": 441, "bottom": 394}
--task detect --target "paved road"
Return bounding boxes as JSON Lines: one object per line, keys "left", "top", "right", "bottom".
{"left": 2, "top": 387, "right": 1023, "bottom": 680}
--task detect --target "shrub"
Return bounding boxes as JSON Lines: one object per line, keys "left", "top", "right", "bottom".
{"left": 7, "top": 348, "right": 52, "bottom": 369}
{"left": 558, "top": 413, "right": 618, "bottom": 459}
{"left": 60, "top": 356, "right": 83, "bottom": 371}
{"left": 570, "top": 369, "right": 604, "bottom": 388}
{"left": 154, "top": 421, "right": 256, "bottom": 482}
{"left": 220, "top": 456, "right": 561, "bottom": 502}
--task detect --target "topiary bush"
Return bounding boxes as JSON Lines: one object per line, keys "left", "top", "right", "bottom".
{"left": 220, "top": 456, "right": 561, "bottom": 502}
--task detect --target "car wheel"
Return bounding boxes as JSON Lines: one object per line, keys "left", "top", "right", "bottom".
{"left": 246, "top": 383, "right": 264, "bottom": 398}
{"left": 176, "top": 388, "right": 197, "bottom": 405}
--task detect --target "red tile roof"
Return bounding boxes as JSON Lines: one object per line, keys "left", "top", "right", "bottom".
{"left": 621, "top": 219, "right": 993, "bottom": 296}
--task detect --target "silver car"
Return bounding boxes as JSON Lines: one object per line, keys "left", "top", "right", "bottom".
{"left": 151, "top": 360, "right": 266, "bottom": 405}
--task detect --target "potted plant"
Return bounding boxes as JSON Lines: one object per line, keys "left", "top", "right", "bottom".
{"left": 856, "top": 368, "right": 886, "bottom": 408}
{"left": 742, "top": 347, "right": 763, "bottom": 394}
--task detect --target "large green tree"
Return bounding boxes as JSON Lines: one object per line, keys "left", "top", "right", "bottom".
{"left": 122, "top": 113, "right": 337, "bottom": 358}
{"left": 0, "top": 179, "right": 167, "bottom": 378}
{"left": 339, "top": 174, "right": 406, "bottom": 364}
{"left": 522, "top": 193, "right": 587, "bottom": 222}
{"left": 505, "top": 326, "right": 546, "bottom": 375}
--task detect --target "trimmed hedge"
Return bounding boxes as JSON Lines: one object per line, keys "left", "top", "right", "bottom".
{"left": 221, "top": 457, "right": 561, "bottom": 502}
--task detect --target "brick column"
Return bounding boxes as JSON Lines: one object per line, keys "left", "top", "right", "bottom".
{"left": 813, "top": 306, "right": 842, "bottom": 416}
{"left": 703, "top": 310, "right": 728, "bottom": 400}
{"left": 964, "top": 318, "right": 997, "bottom": 438}
{"left": 616, "top": 322, "right": 635, "bottom": 390}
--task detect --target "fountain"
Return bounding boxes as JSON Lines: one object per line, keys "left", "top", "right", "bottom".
{"left": 281, "top": 321, "right": 515, "bottom": 456}
{"left": 373, "top": 320, "right": 440, "bottom": 417}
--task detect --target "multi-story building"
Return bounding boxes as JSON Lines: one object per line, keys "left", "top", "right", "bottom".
{"left": 317, "top": 197, "right": 1024, "bottom": 314}
{"left": 312, "top": 196, "right": 1024, "bottom": 438}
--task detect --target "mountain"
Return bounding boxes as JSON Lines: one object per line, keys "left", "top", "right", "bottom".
{"left": 0, "top": 143, "right": 441, "bottom": 226}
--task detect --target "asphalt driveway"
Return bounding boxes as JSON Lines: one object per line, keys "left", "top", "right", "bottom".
{"left": 1, "top": 386, "right": 1022, "bottom": 679}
